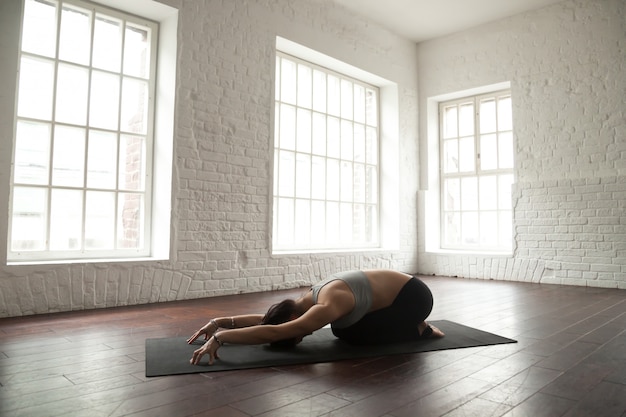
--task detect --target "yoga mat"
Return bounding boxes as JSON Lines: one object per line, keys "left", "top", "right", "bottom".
{"left": 145, "top": 320, "right": 516, "bottom": 377}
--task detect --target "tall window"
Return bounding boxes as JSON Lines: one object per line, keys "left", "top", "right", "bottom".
{"left": 273, "top": 52, "right": 380, "bottom": 252}
{"left": 440, "top": 90, "right": 514, "bottom": 252}
{"left": 9, "top": 0, "right": 158, "bottom": 262}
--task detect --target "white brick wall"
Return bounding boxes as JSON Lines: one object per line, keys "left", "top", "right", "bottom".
{"left": 0, "top": 0, "right": 419, "bottom": 317}
{"left": 417, "top": 0, "right": 626, "bottom": 289}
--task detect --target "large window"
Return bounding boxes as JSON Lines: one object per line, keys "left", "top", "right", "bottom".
{"left": 273, "top": 52, "right": 380, "bottom": 252}
{"left": 8, "top": 0, "right": 158, "bottom": 262}
{"left": 440, "top": 90, "right": 514, "bottom": 252}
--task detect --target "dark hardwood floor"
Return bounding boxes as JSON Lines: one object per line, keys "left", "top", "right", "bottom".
{"left": 1, "top": 276, "right": 625, "bottom": 417}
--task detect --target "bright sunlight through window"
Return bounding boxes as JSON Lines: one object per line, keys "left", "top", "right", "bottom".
{"left": 9, "top": 0, "right": 158, "bottom": 262}
{"left": 440, "top": 90, "right": 514, "bottom": 252}
{"left": 273, "top": 52, "right": 380, "bottom": 252}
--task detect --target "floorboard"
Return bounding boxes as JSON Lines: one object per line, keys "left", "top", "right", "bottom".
{"left": 1, "top": 276, "right": 624, "bottom": 416}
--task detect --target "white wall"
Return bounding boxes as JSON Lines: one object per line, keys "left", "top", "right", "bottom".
{"left": 416, "top": 0, "right": 626, "bottom": 288}
{"left": 0, "top": 0, "right": 419, "bottom": 317}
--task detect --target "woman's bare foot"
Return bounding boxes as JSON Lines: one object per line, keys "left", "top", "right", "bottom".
{"left": 418, "top": 321, "right": 445, "bottom": 338}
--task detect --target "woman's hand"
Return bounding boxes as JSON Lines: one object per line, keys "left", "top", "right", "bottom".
{"left": 187, "top": 319, "right": 218, "bottom": 345}
{"left": 190, "top": 336, "right": 220, "bottom": 365}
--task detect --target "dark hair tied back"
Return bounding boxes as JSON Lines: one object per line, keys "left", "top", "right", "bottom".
{"left": 261, "top": 299, "right": 299, "bottom": 348}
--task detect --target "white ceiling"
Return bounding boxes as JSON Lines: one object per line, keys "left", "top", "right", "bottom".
{"left": 331, "top": 0, "right": 566, "bottom": 43}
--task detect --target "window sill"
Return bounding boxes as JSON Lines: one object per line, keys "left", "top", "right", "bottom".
{"left": 426, "top": 249, "right": 512, "bottom": 257}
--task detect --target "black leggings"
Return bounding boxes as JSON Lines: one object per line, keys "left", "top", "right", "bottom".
{"left": 331, "top": 277, "right": 433, "bottom": 345}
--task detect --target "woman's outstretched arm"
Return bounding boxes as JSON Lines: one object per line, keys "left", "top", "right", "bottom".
{"left": 187, "top": 314, "right": 265, "bottom": 344}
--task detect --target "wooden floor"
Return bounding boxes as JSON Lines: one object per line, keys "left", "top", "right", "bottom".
{"left": 1, "top": 276, "right": 625, "bottom": 417}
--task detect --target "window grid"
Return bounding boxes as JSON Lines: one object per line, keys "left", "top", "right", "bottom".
{"left": 439, "top": 90, "right": 514, "bottom": 252}
{"left": 273, "top": 52, "right": 380, "bottom": 252}
{"left": 9, "top": 0, "right": 158, "bottom": 262}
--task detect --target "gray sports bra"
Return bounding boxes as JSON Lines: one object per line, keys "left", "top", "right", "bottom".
{"left": 310, "top": 270, "right": 373, "bottom": 328}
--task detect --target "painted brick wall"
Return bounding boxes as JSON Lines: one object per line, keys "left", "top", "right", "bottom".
{"left": 416, "top": 0, "right": 626, "bottom": 288}
{"left": 0, "top": 0, "right": 419, "bottom": 317}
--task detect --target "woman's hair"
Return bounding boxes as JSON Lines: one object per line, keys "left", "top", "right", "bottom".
{"left": 261, "top": 299, "right": 300, "bottom": 348}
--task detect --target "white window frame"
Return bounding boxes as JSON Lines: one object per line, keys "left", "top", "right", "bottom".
{"left": 438, "top": 89, "right": 514, "bottom": 253}
{"left": 272, "top": 51, "right": 380, "bottom": 252}
{"left": 6, "top": 0, "right": 177, "bottom": 264}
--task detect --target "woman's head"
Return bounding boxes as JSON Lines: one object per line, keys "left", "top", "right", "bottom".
{"left": 261, "top": 299, "right": 301, "bottom": 347}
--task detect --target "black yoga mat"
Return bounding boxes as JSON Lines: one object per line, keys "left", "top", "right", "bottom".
{"left": 145, "top": 320, "right": 516, "bottom": 377}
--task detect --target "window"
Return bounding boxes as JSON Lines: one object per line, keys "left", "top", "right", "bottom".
{"left": 273, "top": 52, "right": 380, "bottom": 252}
{"left": 440, "top": 90, "right": 514, "bottom": 252}
{"left": 9, "top": 0, "right": 159, "bottom": 262}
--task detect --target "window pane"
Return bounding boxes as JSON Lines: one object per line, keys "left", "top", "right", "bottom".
{"left": 11, "top": 186, "right": 47, "bottom": 251}
{"left": 340, "top": 202, "right": 352, "bottom": 243}
{"left": 326, "top": 158, "right": 339, "bottom": 201}
{"left": 280, "top": 58, "right": 296, "bottom": 105}
{"left": 294, "top": 199, "right": 310, "bottom": 246}
{"left": 341, "top": 79, "right": 353, "bottom": 119}
{"left": 87, "top": 130, "right": 118, "bottom": 189}
{"left": 121, "top": 77, "right": 149, "bottom": 134}
{"left": 85, "top": 191, "right": 115, "bottom": 249}
{"left": 443, "top": 212, "right": 460, "bottom": 246}
{"left": 93, "top": 14, "right": 122, "bottom": 72}
{"left": 123, "top": 23, "right": 151, "bottom": 78}
{"left": 365, "top": 127, "right": 377, "bottom": 164}
{"left": 353, "top": 203, "right": 365, "bottom": 241}
{"left": 119, "top": 135, "right": 145, "bottom": 191}
{"left": 498, "top": 96, "right": 512, "bottom": 131}
{"left": 14, "top": 121, "right": 51, "bottom": 185}
{"left": 353, "top": 124, "right": 365, "bottom": 163}
{"left": 18, "top": 56, "right": 54, "bottom": 120}
{"left": 458, "top": 103, "right": 474, "bottom": 137}
{"left": 297, "top": 64, "right": 312, "bottom": 108}
{"left": 311, "top": 200, "right": 325, "bottom": 245}
{"left": 278, "top": 150, "right": 295, "bottom": 197}
{"left": 461, "top": 212, "right": 478, "bottom": 245}
{"left": 326, "top": 201, "right": 339, "bottom": 243}
{"left": 311, "top": 112, "right": 326, "bottom": 155}
{"left": 480, "top": 211, "right": 498, "bottom": 246}
{"left": 461, "top": 177, "right": 478, "bottom": 210}
{"left": 443, "top": 139, "right": 458, "bottom": 174}
{"left": 443, "top": 106, "right": 458, "bottom": 139}
{"left": 479, "top": 175, "right": 497, "bottom": 210}
{"left": 498, "top": 174, "right": 514, "bottom": 210}
{"left": 354, "top": 85, "right": 365, "bottom": 123}
{"left": 117, "top": 192, "right": 143, "bottom": 249}
{"left": 52, "top": 125, "right": 85, "bottom": 187}
{"left": 366, "top": 204, "right": 377, "bottom": 243}
{"left": 459, "top": 136, "right": 475, "bottom": 172}
{"left": 354, "top": 163, "right": 365, "bottom": 203}
{"left": 90, "top": 71, "right": 120, "bottom": 130}
{"left": 58, "top": 4, "right": 91, "bottom": 65}
{"left": 340, "top": 120, "right": 353, "bottom": 160}
{"left": 365, "top": 165, "right": 377, "bottom": 204}
{"left": 340, "top": 161, "right": 353, "bottom": 202}
{"left": 480, "top": 134, "right": 497, "bottom": 170}
{"left": 498, "top": 132, "right": 514, "bottom": 169}
{"left": 21, "top": 0, "right": 57, "bottom": 58}
{"left": 311, "top": 156, "right": 325, "bottom": 200}
{"left": 444, "top": 178, "right": 460, "bottom": 211}
{"left": 55, "top": 63, "right": 89, "bottom": 125}
{"left": 50, "top": 189, "right": 83, "bottom": 250}
{"left": 296, "top": 108, "right": 311, "bottom": 153}
{"left": 327, "top": 75, "right": 340, "bottom": 116}
{"left": 312, "top": 69, "right": 326, "bottom": 112}
{"left": 295, "top": 153, "right": 311, "bottom": 198}
{"left": 327, "top": 117, "right": 340, "bottom": 159}
{"left": 480, "top": 99, "right": 496, "bottom": 133}
{"left": 279, "top": 104, "right": 296, "bottom": 150}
